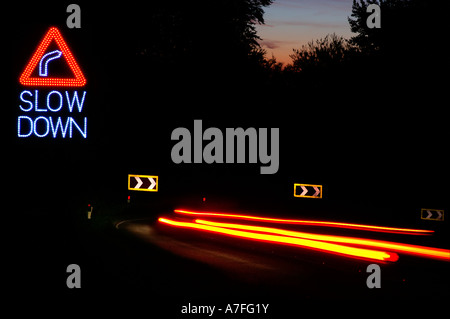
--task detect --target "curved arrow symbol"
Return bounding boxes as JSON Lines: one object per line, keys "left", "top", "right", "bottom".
{"left": 39, "top": 50, "right": 62, "bottom": 77}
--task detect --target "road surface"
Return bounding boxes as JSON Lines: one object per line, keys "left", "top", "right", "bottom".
{"left": 109, "top": 213, "right": 449, "bottom": 303}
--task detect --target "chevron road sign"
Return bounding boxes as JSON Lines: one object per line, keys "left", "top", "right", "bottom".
{"left": 293, "top": 183, "right": 322, "bottom": 198}
{"left": 128, "top": 174, "right": 158, "bottom": 192}
{"left": 421, "top": 208, "right": 444, "bottom": 221}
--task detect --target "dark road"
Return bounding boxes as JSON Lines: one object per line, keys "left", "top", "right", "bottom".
{"left": 107, "top": 209, "right": 449, "bottom": 304}
{"left": 7, "top": 200, "right": 449, "bottom": 316}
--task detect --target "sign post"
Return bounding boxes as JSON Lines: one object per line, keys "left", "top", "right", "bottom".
{"left": 293, "top": 183, "right": 322, "bottom": 198}
{"left": 128, "top": 174, "right": 158, "bottom": 192}
{"left": 421, "top": 209, "right": 444, "bottom": 221}
{"left": 17, "top": 26, "right": 88, "bottom": 139}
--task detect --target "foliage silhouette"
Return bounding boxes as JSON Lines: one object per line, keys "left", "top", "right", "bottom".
{"left": 130, "top": 0, "right": 272, "bottom": 75}
{"left": 289, "top": 33, "right": 357, "bottom": 73}
{"left": 347, "top": 0, "right": 447, "bottom": 87}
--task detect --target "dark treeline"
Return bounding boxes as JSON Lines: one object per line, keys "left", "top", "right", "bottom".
{"left": 94, "top": 0, "right": 273, "bottom": 89}
{"left": 8, "top": 0, "right": 448, "bottom": 211}
{"left": 267, "top": 0, "right": 447, "bottom": 95}
{"left": 104, "top": 0, "right": 448, "bottom": 94}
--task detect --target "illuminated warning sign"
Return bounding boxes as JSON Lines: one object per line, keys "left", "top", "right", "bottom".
{"left": 421, "top": 209, "right": 444, "bottom": 221}
{"left": 17, "top": 27, "right": 88, "bottom": 139}
{"left": 128, "top": 175, "right": 158, "bottom": 192}
{"left": 294, "top": 183, "right": 322, "bottom": 198}
{"left": 19, "top": 27, "right": 86, "bottom": 87}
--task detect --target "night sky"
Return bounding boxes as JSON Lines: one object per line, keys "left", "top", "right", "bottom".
{"left": 257, "top": 0, "right": 353, "bottom": 64}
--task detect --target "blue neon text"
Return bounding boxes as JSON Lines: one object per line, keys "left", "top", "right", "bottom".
{"left": 17, "top": 89, "right": 87, "bottom": 138}
{"left": 17, "top": 116, "right": 87, "bottom": 138}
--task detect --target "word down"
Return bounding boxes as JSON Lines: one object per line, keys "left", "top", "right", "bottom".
{"left": 17, "top": 89, "right": 87, "bottom": 138}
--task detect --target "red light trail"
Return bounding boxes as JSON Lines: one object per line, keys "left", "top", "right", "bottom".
{"left": 195, "top": 219, "right": 450, "bottom": 262}
{"left": 174, "top": 209, "right": 434, "bottom": 235}
{"left": 158, "top": 209, "right": 449, "bottom": 262}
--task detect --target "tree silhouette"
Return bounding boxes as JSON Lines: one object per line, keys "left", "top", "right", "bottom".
{"left": 289, "top": 33, "right": 357, "bottom": 73}
{"left": 348, "top": 1, "right": 448, "bottom": 87}
{"left": 348, "top": 0, "right": 446, "bottom": 77}
{"left": 131, "top": 0, "right": 272, "bottom": 74}
{"left": 348, "top": 0, "right": 383, "bottom": 54}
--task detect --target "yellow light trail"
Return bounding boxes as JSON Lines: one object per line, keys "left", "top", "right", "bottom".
{"left": 195, "top": 219, "right": 450, "bottom": 262}
{"left": 158, "top": 218, "right": 399, "bottom": 262}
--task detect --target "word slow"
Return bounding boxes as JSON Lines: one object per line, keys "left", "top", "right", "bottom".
{"left": 171, "top": 120, "right": 279, "bottom": 174}
{"left": 17, "top": 89, "right": 87, "bottom": 138}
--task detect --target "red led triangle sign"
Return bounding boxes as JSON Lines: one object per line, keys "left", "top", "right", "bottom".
{"left": 19, "top": 27, "right": 86, "bottom": 87}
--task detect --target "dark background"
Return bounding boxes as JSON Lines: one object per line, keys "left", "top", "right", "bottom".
{"left": 5, "top": 0, "right": 448, "bottom": 308}
{"left": 8, "top": 0, "right": 448, "bottom": 216}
